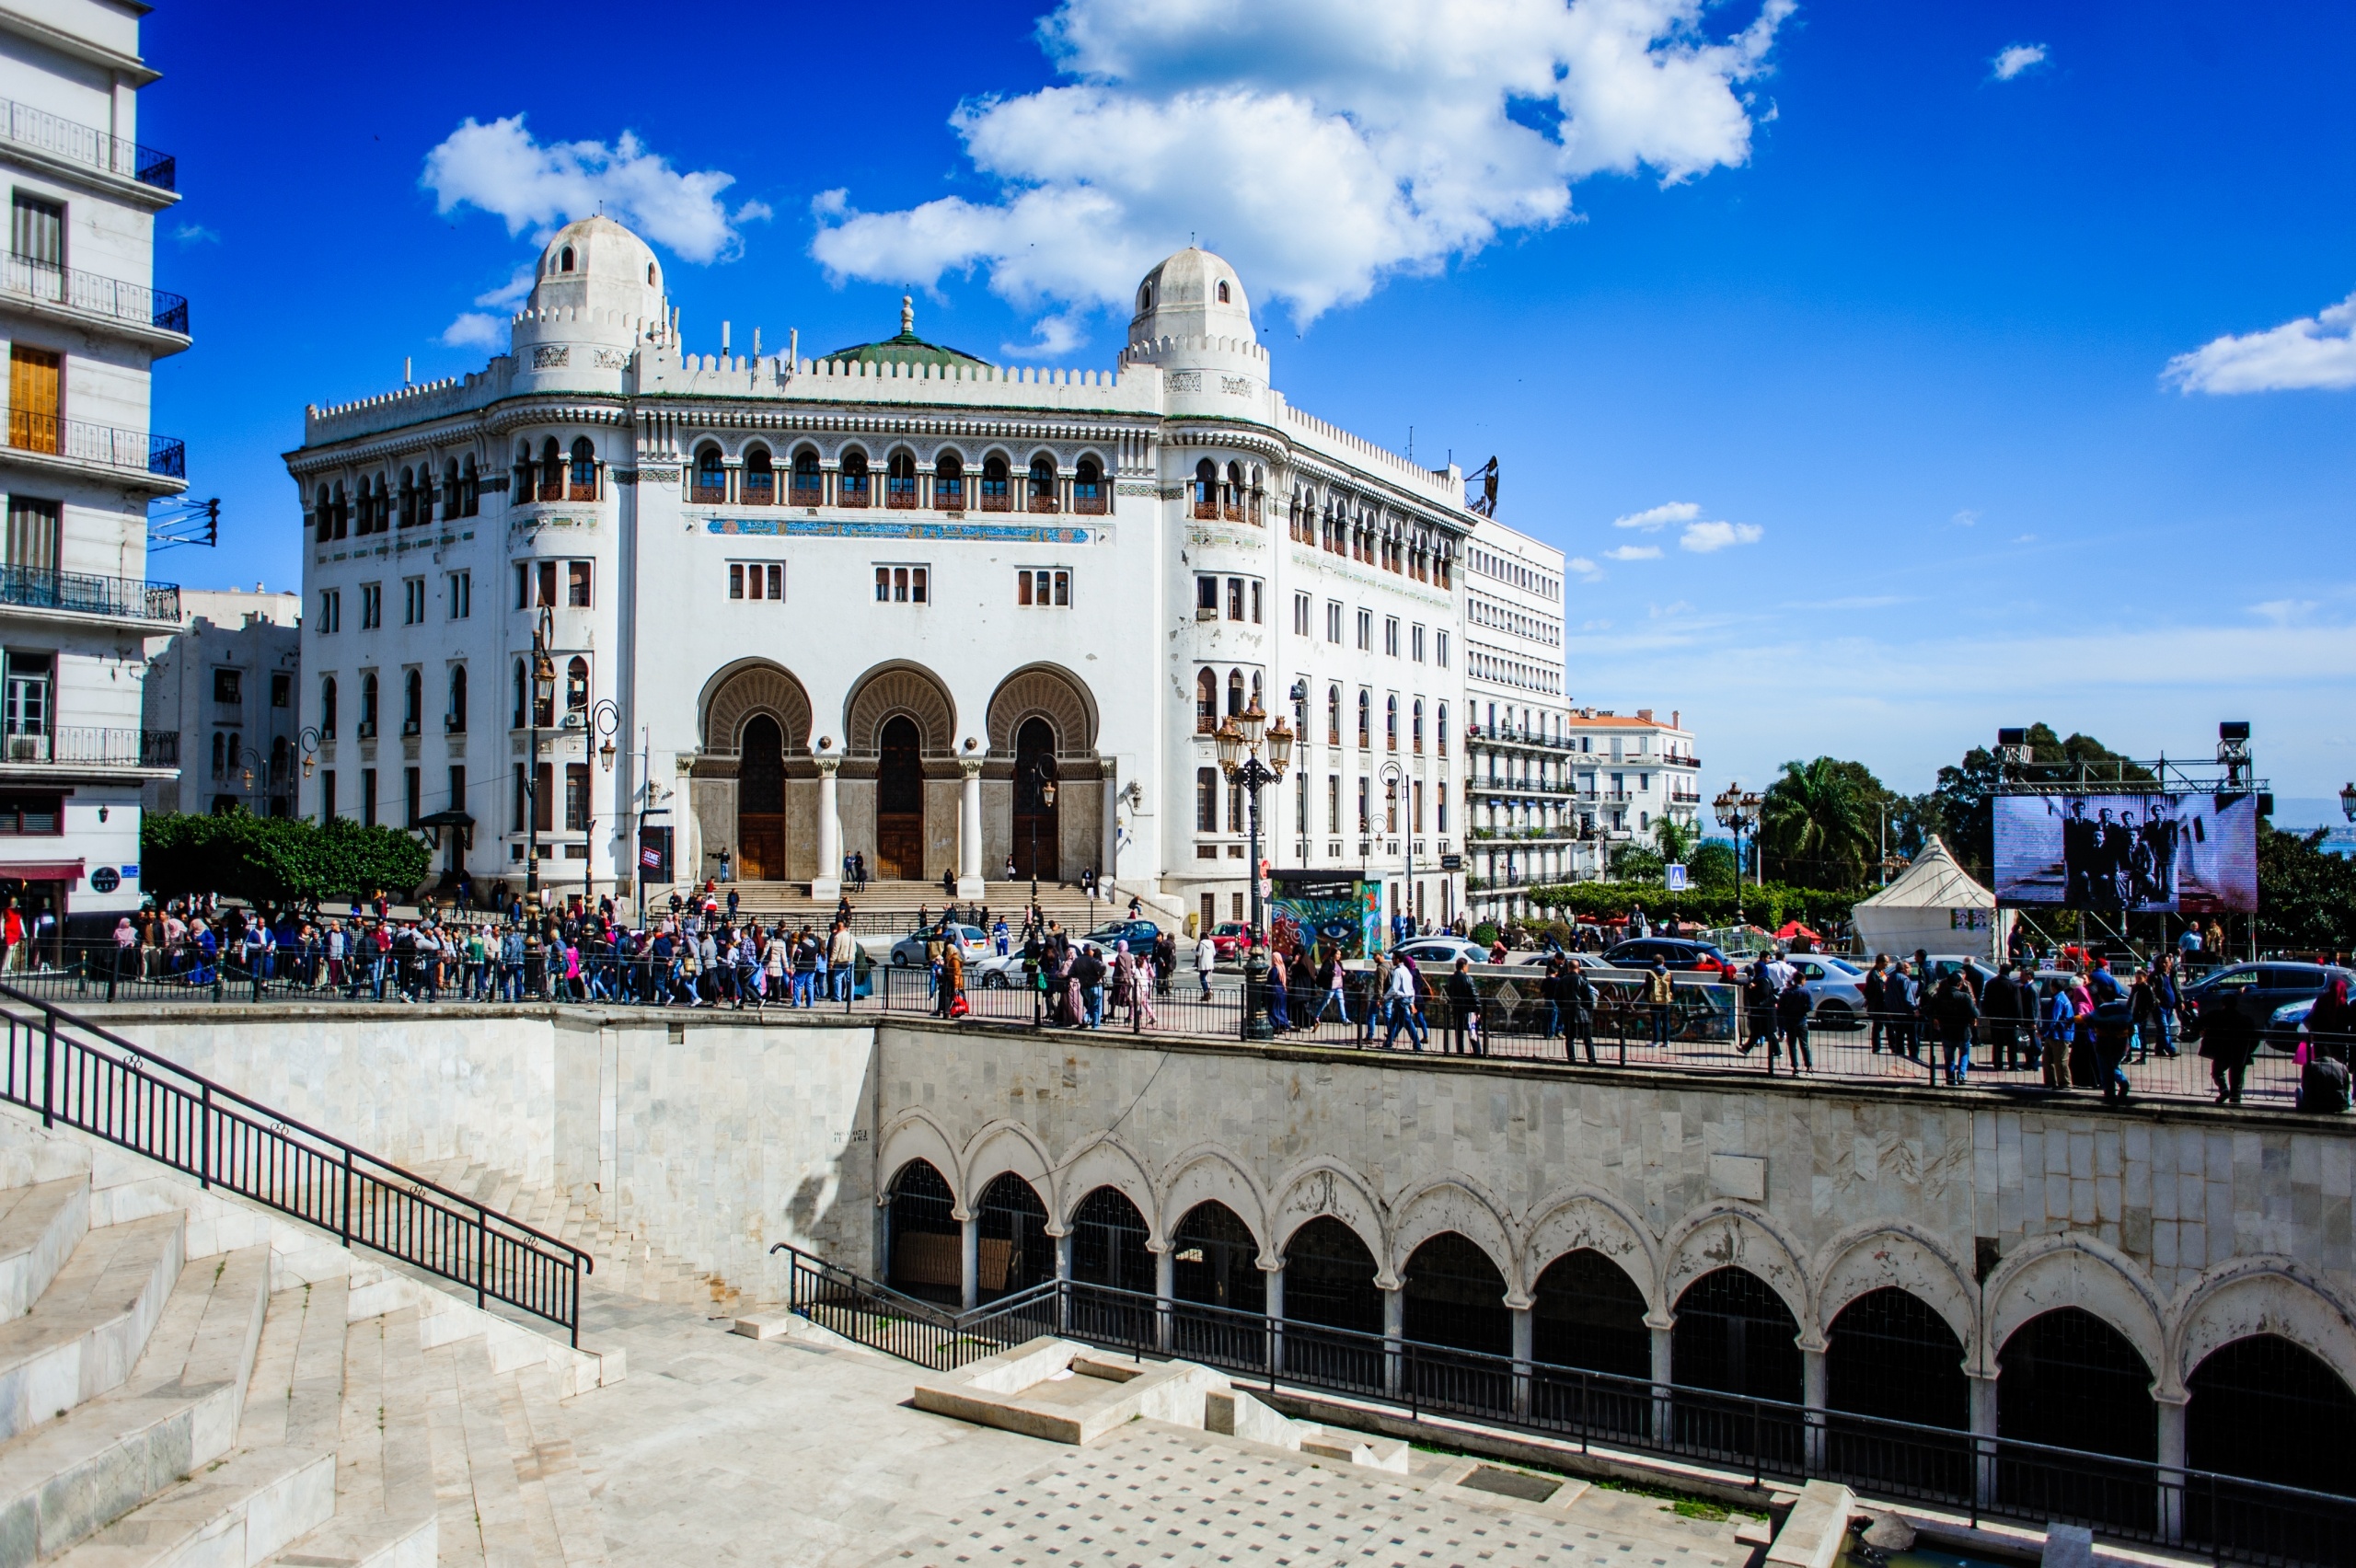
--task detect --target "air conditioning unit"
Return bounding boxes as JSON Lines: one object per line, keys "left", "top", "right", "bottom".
{"left": 1195, "top": 606, "right": 1218, "bottom": 621}
{"left": 5, "top": 736, "right": 38, "bottom": 762}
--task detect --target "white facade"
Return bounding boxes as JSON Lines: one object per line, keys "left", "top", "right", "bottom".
{"left": 1460, "top": 517, "right": 1587, "bottom": 919}
{"left": 0, "top": 0, "right": 185, "bottom": 934}
{"left": 288, "top": 221, "right": 1472, "bottom": 927}
{"left": 141, "top": 587, "right": 300, "bottom": 818}
{"left": 1565, "top": 707, "right": 1702, "bottom": 849}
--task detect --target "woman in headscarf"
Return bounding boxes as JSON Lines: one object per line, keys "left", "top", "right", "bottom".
{"left": 2305, "top": 974, "right": 2356, "bottom": 1066}
{"left": 1114, "top": 940, "right": 1157, "bottom": 1028}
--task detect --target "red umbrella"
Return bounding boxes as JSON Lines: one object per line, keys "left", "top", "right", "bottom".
{"left": 1774, "top": 920, "right": 1821, "bottom": 941}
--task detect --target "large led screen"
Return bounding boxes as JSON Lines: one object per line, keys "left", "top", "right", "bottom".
{"left": 1992, "top": 792, "right": 2258, "bottom": 913}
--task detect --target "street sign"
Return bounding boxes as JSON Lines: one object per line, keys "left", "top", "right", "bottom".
{"left": 89, "top": 867, "right": 120, "bottom": 894}
{"left": 1665, "top": 863, "right": 1689, "bottom": 892}
{"left": 1438, "top": 854, "right": 1463, "bottom": 870}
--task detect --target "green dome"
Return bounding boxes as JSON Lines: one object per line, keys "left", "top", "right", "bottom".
{"left": 824, "top": 296, "right": 992, "bottom": 370}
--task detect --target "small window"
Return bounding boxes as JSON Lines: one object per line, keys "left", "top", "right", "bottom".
{"left": 730, "top": 562, "right": 784, "bottom": 601}
{"left": 1227, "top": 578, "right": 1243, "bottom": 621}
{"left": 559, "top": 245, "right": 575, "bottom": 272}
{"left": 566, "top": 655, "right": 589, "bottom": 716}
{"left": 1384, "top": 617, "right": 1399, "bottom": 657}
{"left": 447, "top": 571, "right": 470, "bottom": 619}
{"left": 403, "top": 577, "right": 426, "bottom": 625}
{"left": 359, "top": 582, "right": 382, "bottom": 629}
{"left": 1216, "top": 280, "right": 1230, "bottom": 304}
{"left": 1326, "top": 602, "right": 1342, "bottom": 643}
{"left": 1356, "top": 608, "right": 1371, "bottom": 651}
{"left": 212, "top": 668, "right": 241, "bottom": 705}
{"left": 1293, "top": 593, "right": 1310, "bottom": 636}
{"left": 0, "top": 793, "right": 60, "bottom": 835}
{"left": 1196, "top": 575, "right": 1218, "bottom": 613}
{"left": 319, "top": 676, "right": 338, "bottom": 737}
{"left": 1251, "top": 581, "right": 1263, "bottom": 624}
{"left": 1412, "top": 625, "right": 1426, "bottom": 663}
{"left": 1017, "top": 568, "right": 1069, "bottom": 606}
{"left": 874, "top": 564, "right": 927, "bottom": 603}
{"left": 271, "top": 673, "right": 291, "bottom": 709}
{"left": 567, "top": 560, "right": 592, "bottom": 607}
{"left": 1436, "top": 630, "right": 1449, "bottom": 669}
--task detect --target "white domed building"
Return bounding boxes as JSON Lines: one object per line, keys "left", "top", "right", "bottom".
{"left": 287, "top": 220, "right": 1528, "bottom": 934}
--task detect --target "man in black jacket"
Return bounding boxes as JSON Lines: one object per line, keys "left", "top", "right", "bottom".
{"left": 1444, "top": 959, "right": 1482, "bottom": 1056}
{"left": 1983, "top": 964, "right": 2025, "bottom": 1070}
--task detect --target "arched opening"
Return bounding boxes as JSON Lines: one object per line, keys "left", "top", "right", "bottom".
{"left": 2187, "top": 1333, "right": 2356, "bottom": 1553}
{"left": 1027, "top": 455, "right": 1057, "bottom": 513}
{"left": 1069, "top": 1187, "right": 1152, "bottom": 1294}
{"left": 558, "top": 244, "right": 574, "bottom": 272}
{"left": 976, "top": 1173, "right": 1054, "bottom": 1303}
{"left": 1403, "top": 1232, "right": 1509, "bottom": 1355}
{"left": 319, "top": 676, "right": 337, "bottom": 739}
{"left": 874, "top": 714, "right": 923, "bottom": 879}
{"left": 1673, "top": 1267, "right": 1803, "bottom": 1462}
{"left": 1012, "top": 716, "right": 1057, "bottom": 881}
{"left": 1226, "top": 669, "right": 1244, "bottom": 718}
{"left": 565, "top": 655, "right": 589, "bottom": 720}
{"left": 884, "top": 1159, "right": 960, "bottom": 1305}
{"left": 742, "top": 446, "right": 773, "bottom": 505}
{"left": 1195, "top": 669, "right": 1217, "bottom": 734}
{"left": 1172, "top": 1201, "right": 1264, "bottom": 1316}
{"left": 694, "top": 445, "right": 724, "bottom": 503}
{"left": 398, "top": 467, "right": 416, "bottom": 528}
{"left": 934, "top": 451, "right": 965, "bottom": 512}
{"left": 791, "top": 447, "right": 822, "bottom": 504}
{"left": 359, "top": 673, "right": 378, "bottom": 737}
{"left": 839, "top": 449, "right": 871, "bottom": 508}
{"left": 1827, "top": 1288, "right": 1969, "bottom": 1494}
{"left": 887, "top": 450, "right": 917, "bottom": 509}
{"left": 539, "top": 439, "right": 562, "bottom": 500}
{"left": 1996, "top": 1307, "right": 2156, "bottom": 1530}
{"left": 1194, "top": 457, "right": 1218, "bottom": 519}
{"left": 402, "top": 669, "right": 422, "bottom": 735}
{"left": 1074, "top": 455, "right": 1104, "bottom": 514}
{"left": 1281, "top": 1216, "right": 1381, "bottom": 1384}
{"left": 980, "top": 454, "right": 1011, "bottom": 512}
{"left": 445, "top": 666, "right": 467, "bottom": 734}
{"left": 568, "top": 437, "right": 595, "bottom": 498}
{"left": 736, "top": 714, "right": 785, "bottom": 880}
{"left": 1216, "top": 279, "right": 1230, "bottom": 304}
{"left": 1530, "top": 1249, "right": 1650, "bottom": 1435}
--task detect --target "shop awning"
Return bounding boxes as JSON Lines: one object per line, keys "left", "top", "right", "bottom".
{"left": 0, "top": 860, "right": 86, "bottom": 882}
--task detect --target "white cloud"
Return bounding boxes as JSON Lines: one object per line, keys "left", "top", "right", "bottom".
{"left": 172, "top": 222, "right": 219, "bottom": 246}
{"left": 1679, "top": 519, "right": 1762, "bottom": 552}
{"left": 811, "top": 0, "right": 1791, "bottom": 330}
{"left": 1613, "top": 500, "right": 1701, "bottom": 531}
{"left": 1003, "top": 311, "right": 1089, "bottom": 359}
{"left": 1566, "top": 555, "right": 1604, "bottom": 582}
{"left": 1649, "top": 599, "right": 1694, "bottom": 618}
{"left": 441, "top": 313, "right": 505, "bottom": 350}
{"left": 1950, "top": 508, "right": 1977, "bottom": 527}
{"left": 2162, "top": 292, "right": 2356, "bottom": 394}
{"left": 1990, "top": 43, "right": 2047, "bottom": 81}
{"left": 473, "top": 264, "right": 538, "bottom": 310}
{"left": 422, "top": 114, "right": 767, "bottom": 263}
{"left": 1605, "top": 544, "right": 1663, "bottom": 561}
{"left": 2251, "top": 598, "right": 2320, "bottom": 626}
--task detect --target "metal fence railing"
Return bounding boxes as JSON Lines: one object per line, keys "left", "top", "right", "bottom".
{"left": 0, "top": 253, "right": 188, "bottom": 334}
{"left": 774, "top": 1256, "right": 2356, "bottom": 1566}
{"left": 0, "top": 983, "right": 591, "bottom": 1343}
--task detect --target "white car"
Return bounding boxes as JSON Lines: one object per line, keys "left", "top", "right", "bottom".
{"left": 886, "top": 925, "right": 990, "bottom": 967}
{"left": 971, "top": 952, "right": 1029, "bottom": 989}
{"left": 1393, "top": 936, "right": 1491, "bottom": 970}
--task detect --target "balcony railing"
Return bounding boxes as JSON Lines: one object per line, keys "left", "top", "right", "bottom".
{"left": 0, "top": 564, "right": 177, "bottom": 622}
{"left": 1027, "top": 492, "right": 1058, "bottom": 514}
{"left": 0, "top": 97, "right": 175, "bottom": 192}
{"left": 0, "top": 254, "right": 187, "bottom": 335}
{"left": 1073, "top": 490, "right": 1106, "bottom": 515}
{"left": 687, "top": 483, "right": 725, "bottom": 504}
{"left": 788, "top": 483, "right": 823, "bottom": 507}
{"left": 5, "top": 412, "right": 182, "bottom": 478}
{"left": 886, "top": 481, "right": 918, "bottom": 510}
{"left": 0, "top": 727, "right": 176, "bottom": 767}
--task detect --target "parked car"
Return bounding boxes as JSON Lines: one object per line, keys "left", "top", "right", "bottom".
{"left": 1601, "top": 938, "right": 1737, "bottom": 979}
{"left": 2184, "top": 963, "right": 2354, "bottom": 1043}
{"left": 1780, "top": 954, "right": 1869, "bottom": 1027}
{"left": 2269, "top": 997, "right": 2314, "bottom": 1055}
{"left": 1076, "top": 918, "right": 1161, "bottom": 956}
{"left": 1206, "top": 921, "right": 1252, "bottom": 961}
{"left": 971, "top": 951, "right": 1028, "bottom": 989}
{"left": 887, "top": 924, "right": 990, "bottom": 966}
{"left": 1393, "top": 936, "right": 1491, "bottom": 971}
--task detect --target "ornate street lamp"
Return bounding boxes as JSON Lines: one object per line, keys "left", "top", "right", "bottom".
{"left": 1023, "top": 758, "right": 1057, "bottom": 916}
{"left": 1712, "top": 785, "right": 1761, "bottom": 928}
{"left": 582, "top": 698, "right": 620, "bottom": 913}
{"left": 1218, "top": 702, "right": 1291, "bottom": 1040}
{"left": 2341, "top": 781, "right": 2355, "bottom": 824}
{"left": 526, "top": 605, "right": 555, "bottom": 905}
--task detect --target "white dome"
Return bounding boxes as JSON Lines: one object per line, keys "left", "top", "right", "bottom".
{"left": 1128, "top": 248, "right": 1254, "bottom": 346}
{"left": 527, "top": 214, "right": 665, "bottom": 323}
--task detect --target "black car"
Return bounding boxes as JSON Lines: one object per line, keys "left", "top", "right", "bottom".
{"left": 1600, "top": 938, "right": 1734, "bottom": 976}
{"left": 2184, "top": 962, "right": 2354, "bottom": 1046}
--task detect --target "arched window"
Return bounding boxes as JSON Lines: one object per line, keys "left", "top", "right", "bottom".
{"left": 1194, "top": 457, "right": 1218, "bottom": 519}
{"left": 1026, "top": 455, "right": 1057, "bottom": 513}
{"left": 1073, "top": 455, "right": 1104, "bottom": 514}
{"left": 441, "top": 461, "right": 459, "bottom": 522}
{"left": 371, "top": 474, "right": 389, "bottom": 534}
{"left": 1438, "top": 703, "right": 1449, "bottom": 756}
{"left": 313, "top": 485, "right": 330, "bottom": 543}
{"left": 398, "top": 467, "right": 418, "bottom": 527}
{"left": 445, "top": 665, "right": 467, "bottom": 734}
{"left": 458, "top": 455, "right": 479, "bottom": 517}
{"left": 1226, "top": 668, "right": 1244, "bottom": 718}
{"left": 838, "top": 449, "right": 870, "bottom": 508}
{"left": 558, "top": 244, "right": 575, "bottom": 272}
{"left": 1138, "top": 281, "right": 1154, "bottom": 312}
{"left": 1216, "top": 279, "right": 1230, "bottom": 304}
{"left": 1250, "top": 670, "right": 1263, "bottom": 711}
{"left": 887, "top": 450, "right": 918, "bottom": 509}
{"left": 359, "top": 673, "right": 379, "bottom": 737}
{"left": 790, "top": 447, "right": 822, "bottom": 504}
{"left": 1357, "top": 689, "right": 1370, "bottom": 748}
{"left": 646, "top": 261, "right": 656, "bottom": 285}
{"left": 569, "top": 436, "right": 595, "bottom": 498}
{"left": 693, "top": 445, "right": 724, "bottom": 503}
{"left": 514, "top": 441, "right": 534, "bottom": 500}
{"left": 210, "top": 730, "right": 225, "bottom": 777}
{"left": 1412, "top": 698, "right": 1424, "bottom": 754}
{"left": 1403, "top": 1233, "right": 1509, "bottom": 1356}
{"left": 1196, "top": 766, "right": 1217, "bottom": 831}
{"left": 329, "top": 482, "right": 347, "bottom": 539}
{"left": 1385, "top": 695, "right": 1398, "bottom": 751}
{"left": 538, "top": 438, "right": 562, "bottom": 501}
{"left": 1224, "top": 462, "right": 1244, "bottom": 522}
{"left": 1195, "top": 669, "right": 1217, "bottom": 734}
{"left": 1326, "top": 686, "right": 1341, "bottom": 745}
{"left": 980, "top": 454, "right": 1011, "bottom": 512}
{"left": 934, "top": 451, "right": 964, "bottom": 512}
{"left": 401, "top": 669, "right": 422, "bottom": 735}
{"left": 741, "top": 446, "right": 773, "bottom": 504}
{"left": 565, "top": 655, "right": 589, "bottom": 717}
{"left": 319, "top": 675, "right": 337, "bottom": 739}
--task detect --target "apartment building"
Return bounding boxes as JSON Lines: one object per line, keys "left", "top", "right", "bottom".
{"left": 1564, "top": 707, "right": 1702, "bottom": 845}
{"left": 142, "top": 587, "right": 300, "bottom": 818}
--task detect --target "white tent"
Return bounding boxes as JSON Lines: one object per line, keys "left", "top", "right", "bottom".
{"left": 1850, "top": 836, "right": 2012, "bottom": 963}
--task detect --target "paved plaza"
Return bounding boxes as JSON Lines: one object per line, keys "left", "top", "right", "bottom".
{"left": 563, "top": 1286, "right": 1761, "bottom": 1568}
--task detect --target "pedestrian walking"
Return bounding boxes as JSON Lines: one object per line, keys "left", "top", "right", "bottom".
{"left": 1444, "top": 960, "right": 1481, "bottom": 1055}
{"left": 1195, "top": 929, "right": 1217, "bottom": 1000}
{"left": 1930, "top": 972, "right": 1977, "bottom": 1087}
{"left": 1774, "top": 974, "right": 1812, "bottom": 1076}
{"left": 1645, "top": 959, "right": 1673, "bottom": 1048}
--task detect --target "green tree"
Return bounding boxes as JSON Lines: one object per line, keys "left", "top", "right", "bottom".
{"left": 1689, "top": 840, "right": 1738, "bottom": 890}
{"left": 2257, "top": 824, "right": 2356, "bottom": 951}
{"left": 1609, "top": 841, "right": 1664, "bottom": 882}
{"left": 140, "top": 813, "right": 430, "bottom": 908}
{"left": 1760, "top": 757, "right": 1874, "bottom": 889}
{"left": 1653, "top": 815, "right": 1698, "bottom": 866}
{"left": 1926, "top": 722, "right": 2153, "bottom": 880}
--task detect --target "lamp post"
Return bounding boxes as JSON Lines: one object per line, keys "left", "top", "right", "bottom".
{"left": 1712, "top": 785, "right": 1761, "bottom": 927}
{"left": 579, "top": 698, "right": 619, "bottom": 917}
{"left": 525, "top": 605, "right": 555, "bottom": 907}
{"left": 1379, "top": 757, "right": 1415, "bottom": 941}
{"left": 2341, "top": 782, "right": 2356, "bottom": 825}
{"left": 1023, "top": 757, "right": 1057, "bottom": 919}
{"left": 1216, "top": 702, "right": 1292, "bottom": 1040}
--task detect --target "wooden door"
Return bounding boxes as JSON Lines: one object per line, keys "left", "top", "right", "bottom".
{"left": 876, "top": 715, "right": 923, "bottom": 880}
{"left": 9, "top": 347, "right": 58, "bottom": 455}
{"left": 736, "top": 715, "right": 785, "bottom": 881}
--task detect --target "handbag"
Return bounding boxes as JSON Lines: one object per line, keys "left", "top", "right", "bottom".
{"left": 949, "top": 994, "right": 969, "bottom": 1018}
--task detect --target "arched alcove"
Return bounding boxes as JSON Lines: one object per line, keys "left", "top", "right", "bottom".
{"left": 1996, "top": 1307, "right": 2156, "bottom": 1532}
{"left": 976, "top": 1172, "right": 1054, "bottom": 1303}
{"left": 884, "top": 1160, "right": 959, "bottom": 1306}
{"left": 1673, "top": 1267, "right": 1804, "bottom": 1465}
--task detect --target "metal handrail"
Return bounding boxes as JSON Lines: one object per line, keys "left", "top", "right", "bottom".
{"left": 0, "top": 97, "right": 175, "bottom": 191}
{"left": 0, "top": 984, "right": 592, "bottom": 1343}
{"left": 0, "top": 562, "right": 179, "bottom": 622}
{"left": 4, "top": 412, "right": 183, "bottom": 478}
{"left": 0, "top": 253, "right": 187, "bottom": 333}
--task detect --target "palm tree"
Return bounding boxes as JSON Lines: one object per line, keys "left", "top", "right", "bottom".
{"left": 1761, "top": 757, "right": 1872, "bottom": 887}
{"left": 1654, "top": 815, "right": 1697, "bottom": 866}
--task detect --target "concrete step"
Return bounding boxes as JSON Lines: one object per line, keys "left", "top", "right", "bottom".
{"left": 0, "top": 1243, "right": 272, "bottom": 1563}
{"left": 237, "top": 1280, "right": 348, "bottom": 1454}
{"left": 420, "top": 1336, "right": 604, "bottom": 1568}
{"left": 0, "top": 1214, "right": 183, "bottom": 1444}
{"left": 49, "top": 1445, "right": 333, "bottom": 1568}
{"left": 254, "top": 1512, "right": 433, "bottom": 1568}
{"left": 0, "top": 1178, "right": 88, "bottom": 1323}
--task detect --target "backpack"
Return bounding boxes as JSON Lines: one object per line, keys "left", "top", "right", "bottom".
{"left": 2302, "top": 1058, "right": 2349, "bottom": 1114}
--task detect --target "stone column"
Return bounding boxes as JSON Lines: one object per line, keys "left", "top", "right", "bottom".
{"left": 1152, "top": 1240, "right": 1174, "bottom": 1355}
{"left": 959, "top": 1210, "right": 979, "bottom": 1312}
{"left": 1050, "top": 1225, "right": 1072, "bottom": 1334}
{"left": 1969, "top": 1369, "right": 2001, "bottom": 1509}
{"left": 2156, "top": 1388, "right": 2189, "bottom": 1546}
{"left": 1382, "top": 1283, "right": 1405, "bottom": 1400}
{"left": 1510, "top": 1300, "right": 1534, "bottom": 1421}
{"left": 1648, "top": 1313, "right": 1676, "bottom": 1444}
{"left": 812, "top": 755, "right": 842, "bottom": 900}
{"left": 1263, "top": 1259, "right": 1286, "bottom": 1380}
{"left": 957, "top": 758, "right": 986, "bottom": 900}
{"left": 1801, "top": 1334, "right": 1830, "bottom": 1470}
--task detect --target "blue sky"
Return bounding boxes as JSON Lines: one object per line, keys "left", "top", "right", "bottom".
{"left": 143, "top": 0, "right": 2356, "bottom": 820}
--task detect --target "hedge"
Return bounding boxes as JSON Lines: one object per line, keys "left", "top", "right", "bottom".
{"left": 141, "top": 812, "right": 433, "bottom": 908}
{"left": 1516, "top": 882, "right": 1859, "bottom": 931}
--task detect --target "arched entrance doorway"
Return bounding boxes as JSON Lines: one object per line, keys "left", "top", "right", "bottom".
{"left": 1281, "top": 1217, "right": 1382, "bottom": 1385}
{"left": 1012, "top": 716, "right": 1058, "bottom": 880}
{"left": 1672, "top": 1267, "right": 1803, "bottom": 1463}
{"left": 1996, "top": 1307, "right": 2156, "bottom": 1531}
{"left": 2187, "top": 1334, "right": 2356, "bottom": 1556}
{"left": 884, "top": 1160, "right": 959, "bottom": 1305}
{"left": 737, "top": 714, "right": 784, "bottom": 879}
{"left": 1172, "top": 1201, "right": 1263, "bottom": 1365}
{"left": 1068, "top": 1186, "right": 1153, "bottom": 1343}
{"left": 976, "top": 1173, "right": 1055, "bottom": 1303}
{"left": 1827, "top": 1287, "right": 1968, "bottom": 1493}
{"left": 1531, "top": 1248, "right": 1652, "bottom": 1437}
{"left": 876, "top": 715, "right": 923, "bottom": 879}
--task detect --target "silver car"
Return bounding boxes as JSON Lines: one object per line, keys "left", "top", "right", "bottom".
{"left": 887, "top": 925, "right": 990, "bottom": 967}
{"left": 1783, "top": 955, "right": 1868, "bottom": 1027}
